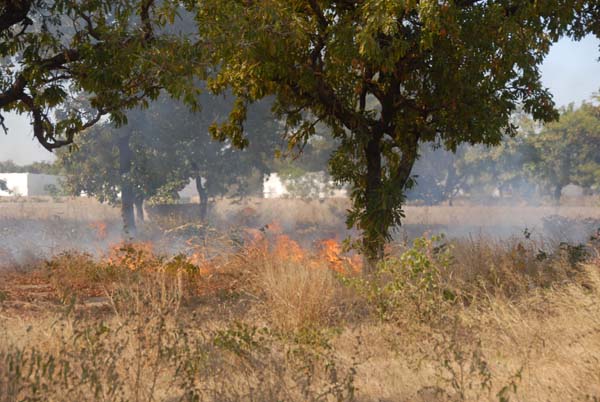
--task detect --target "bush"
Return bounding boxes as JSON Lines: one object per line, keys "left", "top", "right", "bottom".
{"left": 343, "top": 235, "right": 456, "bottom": 325}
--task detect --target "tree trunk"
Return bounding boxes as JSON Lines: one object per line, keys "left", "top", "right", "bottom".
{"left": 360, "top": 132, "right": 419, "bottom": 271}
{"left": 363, "top": 136, "right": 385, "bottom": 269}
{"left": 134, "top": 194, "right": 144, "bottom": 223}
{"left": 444, "top": 155, "right": 458, "bottom": 206}
{"left": 195, "top": 173, "right": 208, "bottom": 222}
{"left": 118, "top": 133, "right": 136, "bottom": 237}
{"left": 554, "top": 184, "right": 562, "bottom": 205}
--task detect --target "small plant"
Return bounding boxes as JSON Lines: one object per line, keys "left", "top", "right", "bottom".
{"left": 432, "top": 329, "right": 493, "bottom": 401}
{"left": 497, "top": 367, "right": 523, "bottom": 402}
{"left": 343, "top": 235, "right": 456, "bottom": 324}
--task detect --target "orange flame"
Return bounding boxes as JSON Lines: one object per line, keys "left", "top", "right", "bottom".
{"left": 273, "top": 234, "right": 305, "bottom": 262}
{"left": 188, "top": 250, "right": 214, "bottom": 276}
{"left": 317, "top": 238, "right": 362, "bottom": 274}
{"left": 89, "top": 221, "right": 108, "bottom": 240}
{"left": 105, "top": 241, "right": 157, "bottom": 271}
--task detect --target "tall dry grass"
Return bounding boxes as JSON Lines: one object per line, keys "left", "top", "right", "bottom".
{"left": 0, "top": 197, "right": 120, "bottom": 221}
{"left": 1, "top": 217, "right": 600, "bottom": 400}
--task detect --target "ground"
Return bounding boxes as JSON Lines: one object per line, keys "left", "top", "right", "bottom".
{"left": 1, "top": 197, "right": 600, "bottom": 401}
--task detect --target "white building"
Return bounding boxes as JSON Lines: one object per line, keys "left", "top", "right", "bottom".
{"left": 263, "top": 172, "right": 347, "bottom": 199}
{"left": 263, "top": 173, "right": 290, "bottom": 198}
{"left": 0, "top": 173, "right": 61, "bottom": 197}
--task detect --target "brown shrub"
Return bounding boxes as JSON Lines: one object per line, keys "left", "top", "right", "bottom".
{"left": 258, "top": 258, "right": 341, "bottom": 331}
{"left": 448, "top": 235, "right": 588, "bottom": 300}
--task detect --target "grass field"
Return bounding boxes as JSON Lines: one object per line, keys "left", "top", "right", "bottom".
{"left": 1, "top": 198, "right": 600, "bottom": 401}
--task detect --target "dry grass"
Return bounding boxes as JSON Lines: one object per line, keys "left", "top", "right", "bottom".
{"left": 0, "top": 196, "right": 120, "bottom": 221}
{"left": 2, "top": 233, "right": 599, "bottom": 401}
{"left": 2, "top": 199, "right": 600, "bottom": 401}
{"left": 1, "top": 196, "right": 599, "bottom": 228}
{"left": 402, "top": 204, "right": 600, "bottom": 227}
{"left": 255, "top": 258, "right": 341, "bottom": 331}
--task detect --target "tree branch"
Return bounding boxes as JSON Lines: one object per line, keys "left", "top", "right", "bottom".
{"left": 0, "top": 0, "right": 32, "bottom": 33}
{"left": 140, "top": 0, "right": 155, "bottom": 41}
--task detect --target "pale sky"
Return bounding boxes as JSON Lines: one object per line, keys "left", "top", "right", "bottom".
{"left": 1, "top": 35, "right": 599, "bottom": 165}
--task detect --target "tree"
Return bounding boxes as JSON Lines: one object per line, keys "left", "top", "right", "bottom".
{"left": 0, "top": 160, "right": 59, "bottom": 174}
{"left": 1, "top": 0, "right": 202, "bottom": 150}
{"left": 57, "top": 120, "right": 157, "bottom": 234}
{"left": 527, "top": 100, "right": 600, "bottom": 202}
{"left": 58, "top": 92, "right": 280, "bottom": 233}
{"left": 147, "top": 94, "right": 281, "bottom": 221}
{"left": 406, "top": 144, "right": 468, "bottom": 205}
{"left": 194, "top": 0, "right": 584, "bottom": 264}
{"left": 457, "top": 130, "right": 538, "bottom": 200}
{"left": 271, "top": 123, "right": 343, "bottom": 199}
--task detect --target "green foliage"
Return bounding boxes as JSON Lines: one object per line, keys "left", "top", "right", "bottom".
{"left": 57, "top": 93, "right": 281, "bottom": 207}
{"left": 192, "top": 0, "right": 584, "bottom": 260}
{"left": 344, "top": 235, "right": 455, "bottom": 323}
{"left": 57, "top": 124, "right": 124, "bottom": 204}
{"left": 0, "top": 0, "right": 203, "bottom": 150}
{"left": 0, "top": 160, "right": 60, "bottom": 175}
{"left": 3, "top": 0, "right": 598, "bottom": 259}
{"left": 526, "top": 100, "right": 600, "bottom": 200}
{"left": 443, "top": 127, "right": 540, "bottom": 201}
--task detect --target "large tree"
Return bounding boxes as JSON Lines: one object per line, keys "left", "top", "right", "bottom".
{"left": 193, "top": 0, "right": 589, "bottom": 264}
{"left": 0, "top": 0, "right": 201, "bottom": 150}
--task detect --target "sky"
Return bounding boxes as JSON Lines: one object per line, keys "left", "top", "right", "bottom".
{"left": 1, "top": 36, "right": 600, "bottom": 165}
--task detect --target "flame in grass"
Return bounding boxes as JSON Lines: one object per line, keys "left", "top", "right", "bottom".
{"left": 317, "top": 239, "right": 362, "bottom": 274}
{"left": 273, "top": 235, "right": 306, "bottom": 263}
{"left": 105, "top": 241, "right": 158, "bottom": 271}
{"left": 187, "top": 250, "right": 215, "bottom": 276}
{"left": 89, "top": 221, "right": 108, "bottom": 240}
{"left": 239, "top": 220, "right": 363, "bottom": 275}
{"left": 100, "top": 225, "right": 361, "bottom": 288}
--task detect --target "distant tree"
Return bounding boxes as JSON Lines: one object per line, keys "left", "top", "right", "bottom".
{"left": 407, "top": 144, "right": 468, "bottom": 205}
{"left": 459, "top": 131, "right": 538, "bottom": 199}
{"left": 0, "top": 160, "right": 59, "bottom": 174}
{"left": 271, "top": 124, "right": 343, "bottom": 199}
{"left": 527, "top": 100, "right": 600, "bottom": 202}
{"left": 58, "top": 93, "right": 281, "bottom": 233}
{"left": 195, "top": 1, "right": 582, "bottom": 264}
{"left": 58, "top": 120, "right": 164, "bottom": 233}
{"left": 151, "top": 94, "right": 282, "bottom": 220}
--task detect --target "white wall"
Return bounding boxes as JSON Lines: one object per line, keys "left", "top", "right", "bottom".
{"left": 0, "top": 173, "right": 60, "bottom": 196}
{"left": 263, "top": 173, "right": 290, "bottom": 199}
{"left": 0, "top": 173, "right": 29, "bottom": 196}
{"left": 263, "top": 172, "right": 347, "bottom": 199}
{"left": 27, "top": 174, "right": 60, "bottom": 196}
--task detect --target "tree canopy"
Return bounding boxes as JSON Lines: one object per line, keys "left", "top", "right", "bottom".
{"left": 0, "top": 0, "right": 201, "bottom": 150}
{"left": 193, "top": 0, "right": 594, "bottom": 262}
{"left": 526, "top": 100, "right": 600, "bottom": 201}
{"left": 3, "top": 0, "right": 599, "bottom": 261}
{"left": 58, "top": 92, "right": 282, "bottom": 230}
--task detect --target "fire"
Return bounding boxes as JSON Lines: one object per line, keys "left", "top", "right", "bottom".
{"left": 317, "top": 238, "right": 362, "bottom": 274}
{"left": 99, "top": 223, "right": 361, "bottom": 289}
{"left": 188, "top": 250, "right": 214, "bottom": 276}
{"left": 238, "top": 219, "right": 362, "bottom": 274}
{"left": 273, "top": 234, "right": 305, "bottom": 262}
{"left": 89, "top": 221, "right": 108, "bottom": 240}
{"left": 105, "top": 241, "right": 158, "bottom": 271}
